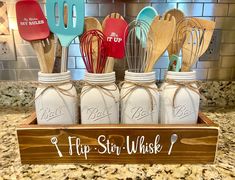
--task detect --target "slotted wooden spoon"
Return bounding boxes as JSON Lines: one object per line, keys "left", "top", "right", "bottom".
{"left": 145, "top": 14, "right": 176, "bottom": 72}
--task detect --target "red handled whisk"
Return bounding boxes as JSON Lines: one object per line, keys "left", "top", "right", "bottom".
{"left": 80, "top": 30, "right": 109, "bottom": 73}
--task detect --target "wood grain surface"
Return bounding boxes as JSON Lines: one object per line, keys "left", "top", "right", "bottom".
{"left": 17, "top": 113, "right": 219, "bottom": 164}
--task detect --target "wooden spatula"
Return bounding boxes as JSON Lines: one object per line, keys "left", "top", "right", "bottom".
{"left": 191, "top": 18, "right": 215, "bottom": 57}
{"left": 145, "top": 14, "right": 176, "bottom": 72}
{"left": 181, "top": 18, "right": 215, "bottom": 72}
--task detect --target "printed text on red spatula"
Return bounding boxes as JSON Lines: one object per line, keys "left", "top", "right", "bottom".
{"left": 20, "top": 18, "right": 45, "bottom": 26}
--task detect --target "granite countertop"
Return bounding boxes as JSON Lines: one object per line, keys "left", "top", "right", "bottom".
{"left": 0, "top": 107, "right": 234, "bottom": 180}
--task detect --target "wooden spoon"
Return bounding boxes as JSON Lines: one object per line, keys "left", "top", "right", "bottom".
{"left": 145, "top": 14, "right": 176, "bottom": 72}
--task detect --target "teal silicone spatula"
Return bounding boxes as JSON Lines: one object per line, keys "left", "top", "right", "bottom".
{"left": 46, "top": 0, "right": 84, "bottom": 72}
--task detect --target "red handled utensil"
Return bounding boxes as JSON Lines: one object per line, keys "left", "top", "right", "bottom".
{"left": 103, "top": 17, "right": 128, "bottom": 59}
{"left": 102, "top": 13, "right": 128, "bottom": 73}
{"left": 16, "top": 0, "right": 50, "bottom": 72}
{"left": 16, "top": 0, "right": 49, "bottom": 41}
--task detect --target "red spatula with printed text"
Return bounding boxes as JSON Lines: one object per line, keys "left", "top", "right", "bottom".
{"left": 102, "top": 13, "right": 128, "bottom": 73}
{"left": 16, "top": 0, "right": 50, "bottom": 72}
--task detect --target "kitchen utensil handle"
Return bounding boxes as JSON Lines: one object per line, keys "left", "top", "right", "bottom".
{"left": 31, "top": 40, "right": 49, "bottom": 73}
{"left": 61, "top": 47, "right": 68, "bottom": 72}
{"left": 168, "top": 143, "right": 173, "bottom": 155}
{"left": 105, "top": 57, "right": 115, "bottom": 73}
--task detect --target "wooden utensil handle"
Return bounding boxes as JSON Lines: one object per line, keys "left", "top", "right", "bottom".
{"left": 31, "top": 40, "right": 49, "bottom": 73}
{"left": 61, "top": 47, "right": 68, "bottom": 72}
{"left": 105, "top": 57, "right": 115, "bottom": 73}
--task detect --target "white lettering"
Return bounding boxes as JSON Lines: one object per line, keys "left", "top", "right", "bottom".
{"left": 97, "top": 135, "right": 121, "bottom": 155}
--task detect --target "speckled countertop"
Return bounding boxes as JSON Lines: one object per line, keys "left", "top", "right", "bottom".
{"left": 0, "top": 107, "right": 234, "bottom": 180}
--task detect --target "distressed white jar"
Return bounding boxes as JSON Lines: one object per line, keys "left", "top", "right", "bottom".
{"left": 160, "top": 71, "right": 200, "bottom": 124}
{"left": 121, "top": 71, "right": 159, "bottom": 124}
{"left": 35, "top": 71, "right": 78, "bottom": 124}
{"left": 81, "top": 72, "right": 119, "bottom": 124}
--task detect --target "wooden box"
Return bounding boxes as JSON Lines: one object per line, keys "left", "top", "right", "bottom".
{"left": 17, "top": 112, "right": 219, "bottom": 164}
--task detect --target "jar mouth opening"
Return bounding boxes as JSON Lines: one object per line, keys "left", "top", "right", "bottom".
{"left": 166, "top": 70, "right": 196, "bottom": 76}
{"left": 85, "top": 72, "right": 115, "bottom": 77}
{"left": 165, "top": 70, "right": 196, "bottom": 81}
{"left": 125, "top": 70, "right": 155, "bottom": 76}
{"left": 84, "top": 72, "right": 116, "bottom": 83}
{"left": 38, "top": 71, "right": 71, "bottom": 77}
{"left": 38, "top": 71, "right": 71, "bottom": 83}
{"left": 125, "top": 70, "right": 156, "bottom": 82}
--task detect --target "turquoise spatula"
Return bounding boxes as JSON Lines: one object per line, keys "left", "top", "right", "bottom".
{"left": 46, "top": 0, "right": 84, "bottom": 72}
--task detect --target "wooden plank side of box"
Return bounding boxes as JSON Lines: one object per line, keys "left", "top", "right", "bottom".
{"left": 17, "top": 114, "right": 219, "bottom": 164}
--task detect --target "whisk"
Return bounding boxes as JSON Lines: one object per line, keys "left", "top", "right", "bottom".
{"left": 181, "top": 18, "right": 205, "bottom": 72}
{"left": 80, "top": 30, "right": 109, "bottom": 73}
{"left": 124, "top": 20, "right": 153, "bottom": 73}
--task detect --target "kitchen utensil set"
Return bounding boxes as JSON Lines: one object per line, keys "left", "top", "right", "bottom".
{"left": 16, "top": 0, "right": 84, "bottom": 74}
{"left": 16, "top": 2, "right": 214, "bottom": 74}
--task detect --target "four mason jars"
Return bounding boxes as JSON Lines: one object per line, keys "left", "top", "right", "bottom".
{"left": 35, "top": 70, "right": 200, "bottom": 125}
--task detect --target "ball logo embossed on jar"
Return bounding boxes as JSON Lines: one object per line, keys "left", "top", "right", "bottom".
{"left": 86, "top": 106, "right": 113, "bottom": 122}
{"left": 81, "top": 72, "right": 119, "bottom": 124}
{"left": 160, "top": 71, "right": 200, "bottom": 124}
{"left": 121, "top": 71, "right": 159, "bottom": 124}
{"left": 39, "top": 105, "right": 65, "bottom": 122}
{"left": 35, "top": 71, "right": 78, "bottom": 125}
{"left": 174, "top": 104, "right": 193, "bottom": 120}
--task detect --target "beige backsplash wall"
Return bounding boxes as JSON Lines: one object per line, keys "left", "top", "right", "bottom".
{"left": 0, "top": 0, "right": 234, "bottom": 81}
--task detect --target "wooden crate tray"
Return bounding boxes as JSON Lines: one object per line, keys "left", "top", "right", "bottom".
{"left": 17, "top": 112, "right": 219, "bottom": 164}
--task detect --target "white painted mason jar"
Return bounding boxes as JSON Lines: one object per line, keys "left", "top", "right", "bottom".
{"left": 81, "top": 72, "right": 119, "bottom": 124}
{"left": 160, "top": 71, "right": 200, "bottom": 124}
{"left": 35, "top": 71, "right": 78, "bottom": 124}
{"left": 121, "top": 71, "right": 159, "bottom": 124}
